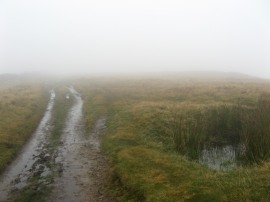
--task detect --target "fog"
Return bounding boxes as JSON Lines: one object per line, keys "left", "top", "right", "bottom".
{"left": 1, "top": 0, "right": 270, "bottom": 78}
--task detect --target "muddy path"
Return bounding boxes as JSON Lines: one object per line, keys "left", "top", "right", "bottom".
{"left": 0, "top": 87, "right": 113, "bottom": 202}
{"left": 48, "top": 87, "right": 113, "bottom": 202}
{"left": 0, "top": 90, "right": 56, "bottom": 202}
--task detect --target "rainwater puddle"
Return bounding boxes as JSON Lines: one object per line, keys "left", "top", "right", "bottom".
{"left": 198, "top": 145, "right": 243, "bottom": 171}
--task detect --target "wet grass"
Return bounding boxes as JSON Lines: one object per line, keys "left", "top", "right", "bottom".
{"left": 241, "top": 94, "right": 270, "bottom": 163}
{"left": 165, "top": 104, "right": 243, "bottom": 159}
{"left": 74, "top": 79, "right": 109, "bottom": 132}
{"left": 75, "top": 75, "right": 270, "bottom": 201}
{"left": 14, "top": 176, "right": 53, "bottom": 202}
{"left": 50, "top": 86, "right": 73, "bottom": 146}
{"left": 0, "top": 84, "right": 48, "bottom": 174}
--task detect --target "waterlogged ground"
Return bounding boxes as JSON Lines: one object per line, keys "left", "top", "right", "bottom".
{"left": 0, "top": 87, "right": 112, "bottom": 202}
{"left": 198, "top": 145, "right": 243, "bottom": 171}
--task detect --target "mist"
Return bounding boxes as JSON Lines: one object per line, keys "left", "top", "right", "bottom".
{"left": 1, "top": 0, "right": 270, "bottom": 78}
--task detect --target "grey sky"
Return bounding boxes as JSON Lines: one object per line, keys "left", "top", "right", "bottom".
{"left": 1, "top": 0, "right": 270, "bottom": 77}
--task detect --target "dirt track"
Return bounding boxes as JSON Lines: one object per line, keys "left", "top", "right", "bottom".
{"left": 49, "top": 87, "right": 112, "bottom": 202}
{"left": 0, "top": 90, "right": 55, "bottom": 202}
{"left": 0, "top": 87, "right": 113, "bottom": 202}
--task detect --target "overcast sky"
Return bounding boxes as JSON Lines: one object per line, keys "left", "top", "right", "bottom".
{"left": 1, "top": 0, "right": 270, "bottom": 77}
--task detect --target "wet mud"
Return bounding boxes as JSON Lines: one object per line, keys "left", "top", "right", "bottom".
{"left": 49, "top": 87, "right": 112, "bottom": 202}
{"left": 0, "top": 90, "right": 56, "bottom": 202}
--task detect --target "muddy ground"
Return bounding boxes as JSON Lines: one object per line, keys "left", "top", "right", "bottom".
{"left": 0, "top": 88, "right": 113, "bottom": 202}
{"left": 48, "top": 87, "right": 112, "bottom": 202}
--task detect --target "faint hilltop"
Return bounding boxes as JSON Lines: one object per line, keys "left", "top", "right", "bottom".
{"left": 0, "top": 71, "right": 269, "bottom": 87}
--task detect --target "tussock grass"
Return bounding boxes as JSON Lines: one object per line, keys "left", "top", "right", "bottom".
{"left": 164, "top": 104, "right": 243, "bottom": 159}
{"left": 165, "top": 108, "right": 206, "bottom": 158}
{"left": 241, "top": 94, "right": 270, "bottom": 163}
{"left": 75, "top": 75, "right": 270, "bottom": 201}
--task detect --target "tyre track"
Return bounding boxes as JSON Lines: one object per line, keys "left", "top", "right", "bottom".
{"left": 49, "top": 87, "right": 112, "bottom": 202}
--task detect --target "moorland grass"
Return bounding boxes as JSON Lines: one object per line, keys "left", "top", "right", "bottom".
{"left": 75, "top": 76, "right": 270, "bottom": 201}
{"left": 241, "top": 94, "right": 270, "bottom": 163}
{"left": 0, "top": 84, "right": 48, "bottom": 173}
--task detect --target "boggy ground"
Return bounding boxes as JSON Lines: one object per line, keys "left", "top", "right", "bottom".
{"left": 77, "top": 76, "right": 270, "bottom": 201}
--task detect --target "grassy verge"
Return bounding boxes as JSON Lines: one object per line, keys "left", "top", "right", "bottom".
{"left": 74, "top": 79, "right": 109, "bottom": 131}
{"left": 75, "top": 76, "right": 270, "bottom": 201}
{"left": 0, "top": 84, "right": 48, "bottom": 173}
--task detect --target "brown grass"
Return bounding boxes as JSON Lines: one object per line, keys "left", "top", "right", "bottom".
{"left": 0, "top": 83, "right": 48, "bottom": 173}
{"left": 74, "top": 75, "right": 270, "bottom": 201}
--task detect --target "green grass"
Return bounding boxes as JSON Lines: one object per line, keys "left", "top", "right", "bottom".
{"left": 241, "top": 94, "right": 270, "bottom": 163}
{"left": 0, "top": 84, "right": 48, "bottom": 173}
{"left": 50, "top": 86, "right": 73, "bottom": 146}
{"left": 74, "top": 76, "right": 270, "bottom": 201}
{"left": 74, "top": 79, "right": 109, "bottom": 131}
{"left": 14, "top": 178, "right": 52, "bottom": 202}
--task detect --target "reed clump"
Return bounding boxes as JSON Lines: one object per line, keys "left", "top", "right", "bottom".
{"left": 167, "top": 94, "right": 270, "bottom": 164}
{"left": 166, "top": 109, "right": 207, "bottom": 158}
{"left": 241, "top": 93, "right": 270, "bottom": 163}
{"left": 166, "top": 104, "right": 243, "bottom": 159}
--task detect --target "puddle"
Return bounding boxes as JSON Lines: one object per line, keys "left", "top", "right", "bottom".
{"left": 0, "top": 90, "right": 56, "bottom": 202}
{"left": 198, "top": 144, "right": 243, "bottom": 171}
{"left": 41, "top": 166, "right": 51, "bottom": 177}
